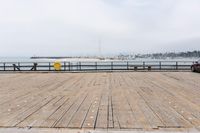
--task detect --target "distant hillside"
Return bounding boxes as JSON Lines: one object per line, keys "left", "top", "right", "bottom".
{"left": 135, "top": 50, "right": 200, "bottom": 59}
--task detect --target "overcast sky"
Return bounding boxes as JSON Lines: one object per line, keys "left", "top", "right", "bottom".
{"left": 0, "top": 0, "right": 200, "bottom": 56}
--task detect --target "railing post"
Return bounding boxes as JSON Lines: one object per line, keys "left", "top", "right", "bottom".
{"left": 79, "top": 62, "right": 81, "bottom": 71}
{"left": 64, "top": 62, "right": 66, "bottom": 71}
{"left": 95, "top": 62, "right": 97, "bottom": 70}
{"left": 18, "top": 62, "right": 20, "bottom": 70}
{"left": 143, "top": 62, "right": 145, "bottom": 70}
{"left": 34, "top": 63, "right": 37, "bottom": 71}
{"left": 49, "top": 62, "right": 51, "bottom": 71}
{"left": 13, "top": 64, "right": 16, "bottom": 71}
{"left": 127, "top": 62, "right": 129, "bottom": 70}
{"left": 3, "top": 63, "right": 5, "bottom": 71}
{"left": 176, "top": 62, "right": 178, "bottom": 70}
{"left": 111, "top": 62, "right": 113, "bottom": 70}
{"left": 148, "top": 66, "right": 152, "bottom": 71}
{"left": 134, "top": 66, "right": 137, "bottom": 71}
{"left": 159, "top": 61, "right": 162, "bottom": 70}
{"left": 13, "top": 64, "right": 20, "bottom": 71}
{"left": 68, "top": 62, "right": 70, "bottom": 71}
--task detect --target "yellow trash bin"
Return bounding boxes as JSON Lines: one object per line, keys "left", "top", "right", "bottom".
{"left": 54, "top": 62, "right": 62, "bottom": 71}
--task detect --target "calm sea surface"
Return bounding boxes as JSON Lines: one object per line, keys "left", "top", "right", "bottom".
{"left": 0, "top": 57, "right": 198, "bottom": 63}
{"left": 0, "top": 57, "right": 57, "bottom": 62}
{"left": 0, "top": 57, "right": 198, "bottom": 62}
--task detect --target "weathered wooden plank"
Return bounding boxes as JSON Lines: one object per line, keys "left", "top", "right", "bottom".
{"left": 109, "top": 73, "right": 120, "bottom": 129}
{"left": 16, "top": 96, "right": 63, "bottom": 127}
{"left": 41, "top": 74, "right": 96, "bottom": 128}
{"left": 108, "top": 96, "right": 114, "bottom": 128}
{"left": 133, "top": 74, "right": 191, "bottom": 128}
{"left": 82, "top": 75, "right": 105, "bottom": 129}
{"left": 145, "top": 74, "right": 200, "bottom": 127}
{"left": 67, "top": 92, "right": 93, "bottom": 128}
{"left": 0, "top": 95, "right": 49, "bottom": 126}
{"left": 54, "top": 93, "right": 88, "bottom": 128}
{"left": 4, "top": 96, "right": 55, "bottom": 127}
{"left": 125, "top": 73, "right": 164, "bottom": 129}
{"left": 111, "top": 74, "right": 140, "bottom": 129}
{"left": 17, "top": 96, "right": 69, "bottom": 127}
{"left": 0, "top": 72, "right": 199, "bottom": 131}
{"left": 95, "top": 92, "right": 109, "bottom": 129}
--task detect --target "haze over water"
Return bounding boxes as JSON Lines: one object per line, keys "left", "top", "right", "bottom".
{"left": 0, "top": 57, "right": 198, "bottom": 63}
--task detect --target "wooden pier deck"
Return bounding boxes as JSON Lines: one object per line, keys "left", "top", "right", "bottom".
{"left": 0, "top": 72, "right": 200, "bottom": 132}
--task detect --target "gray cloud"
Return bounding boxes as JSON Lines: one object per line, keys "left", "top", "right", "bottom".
{"left": 0, "top": 0, "right": 200, "bottom": 56}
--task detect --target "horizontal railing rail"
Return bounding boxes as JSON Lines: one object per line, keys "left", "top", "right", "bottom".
{"left": 0, "top": 61, "right": 194, "bottom": 72}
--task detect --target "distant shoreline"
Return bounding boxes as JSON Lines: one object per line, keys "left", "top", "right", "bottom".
{"left": 30, "top": 57, "right": 75, "bottom": 59}
{"left": 30, "top": 56, "right": 112, "bottom": 60}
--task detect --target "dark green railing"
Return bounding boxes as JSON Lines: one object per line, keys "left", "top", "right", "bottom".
{"left": 0, "top": 61, "right": 194, "bottom": 72}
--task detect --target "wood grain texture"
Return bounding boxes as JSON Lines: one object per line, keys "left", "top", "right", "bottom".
{"left": 0, "top": 72, "right": 200, "bottom": 131}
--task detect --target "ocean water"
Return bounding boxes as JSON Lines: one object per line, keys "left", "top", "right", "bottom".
{"left": 0, "top": 57, "right": 198, "bottom": 62}
{"left": 0, "top": 57, "right": 55, "bottom": 62}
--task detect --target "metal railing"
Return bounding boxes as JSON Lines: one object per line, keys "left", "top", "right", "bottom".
{"left": 0, "top": 61, "right": 194, "bottom": 72}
